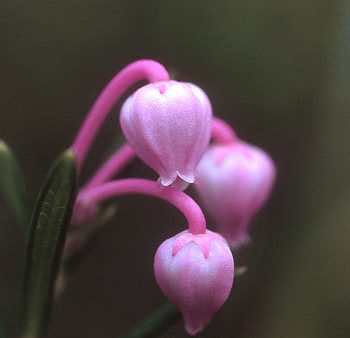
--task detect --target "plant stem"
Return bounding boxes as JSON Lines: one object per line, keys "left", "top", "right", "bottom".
{"left": 78, "top": 178, "right": 206, "bottom": 234}
{"left": 83, "top": 144, "right": 135, "bottom": 190}
{"left": 119, "top": 303, "right": 181, "bottom": 338}
{"left": 211, "top": 116, "right": 237, "bottom": 144}
{"left": 77, "top": 116, "right": 237, "bottom": 195}
{"left": 72, "top": 60, "right": 169, "bottom": 171}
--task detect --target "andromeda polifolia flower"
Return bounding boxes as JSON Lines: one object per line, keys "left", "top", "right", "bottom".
{"left": 120, "top": 80, "right": 212, "bottom": 187}
{"left": 154, "top": 229, "right": 234, "bottom": 335}
{"left": 195, "top": 141, "right": 276, "bottom": 248}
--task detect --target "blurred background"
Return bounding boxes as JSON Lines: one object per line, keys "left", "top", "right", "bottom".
{"left": 1, "top": 1, "right": 349, "bottom": 337}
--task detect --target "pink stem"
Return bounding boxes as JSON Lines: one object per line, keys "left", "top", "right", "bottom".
{"left": 211, "top": 116, "right": 237, "bottom": 144}
{"left": 71, "top": 60, "right": 170, "bottom": 172}
{"left": 84, "top": 144, "right": 135, "bottom": 190}
{"left": 79, "top": 179, "right": 206, "bottom": 234}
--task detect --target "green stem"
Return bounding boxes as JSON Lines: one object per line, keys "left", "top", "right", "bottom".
{"left": 119, "top": 303, "right": 181, "bottom": 338}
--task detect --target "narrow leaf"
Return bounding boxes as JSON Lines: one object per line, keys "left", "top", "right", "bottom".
{"left": 0, "top": 140, "right": 30, "bottom": 236}
{"left": 22, "top": 149, "right": 77, "bottom": 338}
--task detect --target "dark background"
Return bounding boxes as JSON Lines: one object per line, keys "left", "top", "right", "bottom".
{"left": 1, "top": 1, "right": 349, "bottom": 337}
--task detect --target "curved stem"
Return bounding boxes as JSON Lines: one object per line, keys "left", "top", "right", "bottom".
{"left": 211, "top": 116, "right": 237, "bottom": 144}
{"left": 78, "top": 179, "right": 206, "bottom": 234}
{"left": 84, "top": 144, "right": 135, "bottom": 190}
{"left": 72, "top": 60, "right": 170, "bottom": 172}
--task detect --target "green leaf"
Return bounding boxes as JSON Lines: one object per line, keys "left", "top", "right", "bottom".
{"left": 0, "top": 140, "right": 30, "bottom": 236}
{"left": 22, "top": 149, "right": 77, "bottom": 338}
{"left": 120, "top": 303, "right": 181, "bottom": 338}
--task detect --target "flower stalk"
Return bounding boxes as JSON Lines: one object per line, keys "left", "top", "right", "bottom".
{"left": 77, "top": 116, "right": 238, "bottom": 197}
{"left": 77, "top": 178, "right": 206, "bottom": 234}
{"left": 72, "top": 60, "right": 169, "bottom": 171}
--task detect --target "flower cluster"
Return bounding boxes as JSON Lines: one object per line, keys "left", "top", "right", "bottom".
{"left": 70, "top": 59, "right": 276, "bottom": 335}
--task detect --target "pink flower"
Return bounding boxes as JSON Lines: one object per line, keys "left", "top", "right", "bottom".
{"left": 195, "top": 141, "right": 276, "bottom": 248}
{"left": 120, "top": 80, "right": 212, "bottom": 187}
{"left": 154, "top": 229, "right": 234, "bottom": 335}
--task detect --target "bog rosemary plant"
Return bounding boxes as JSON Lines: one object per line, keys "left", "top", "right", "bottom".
{"left": 0, "top": 59, "right": 275, "bottom": 338}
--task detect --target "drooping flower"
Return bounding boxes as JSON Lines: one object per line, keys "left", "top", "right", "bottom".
{"left": 195, "top": 141, "right": 276, "bottom": 248}
{"left": 154, "top": 229, "right": 234, "bottom": 335}
{"left": 120, "top": 80, "right": 212, "bottom": 187}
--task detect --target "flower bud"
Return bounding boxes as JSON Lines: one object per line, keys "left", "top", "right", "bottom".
{"left": 154, "top": 230, "right": 234, "bottom": 335}
{"left": 120, "top": 80, "right": 212, "bottom": 187}
{"left": 195, "top": 141, "right": 276, "bottom": 248}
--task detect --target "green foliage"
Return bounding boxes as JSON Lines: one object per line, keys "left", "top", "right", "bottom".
{"left": 0, "top": 140, "right": 30, "bottom": 237}
{"left": 22, "top": 149, "right": 77, "bottom": 338}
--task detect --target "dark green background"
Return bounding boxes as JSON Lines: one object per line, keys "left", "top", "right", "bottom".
{"left": 1, "top": 1, "right": 349, "bottom": 337}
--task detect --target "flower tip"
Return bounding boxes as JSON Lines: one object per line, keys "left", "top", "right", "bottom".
{"left": 227, "top": 231, "right": 252, "bottom": 250}
{"left": 185, "top": 321, "right": 206, "bottom": 336}
{"left": 158, "top": 176, "right": 174, "bottom": 187}
{"left": 183, "top": 306, "right": 219, "bottom": 335}
{"left": 183, "top": 311, "right": 215, "bottom": 335}
{"left": 158, "top": 172, "right": 195, "bottom": 190}
{"left": 177, "top": 172, "right": 195, "bottom": 184}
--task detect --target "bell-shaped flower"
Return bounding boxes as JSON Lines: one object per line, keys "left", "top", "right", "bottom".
{"left": 195, "top": 141, "right": 276, "bottom": 248}
{"left": 120, "top": 80, "right": 212, "bottom": 187}
{"left": 154, "top": 229, "right": 234, "bottom": 335}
